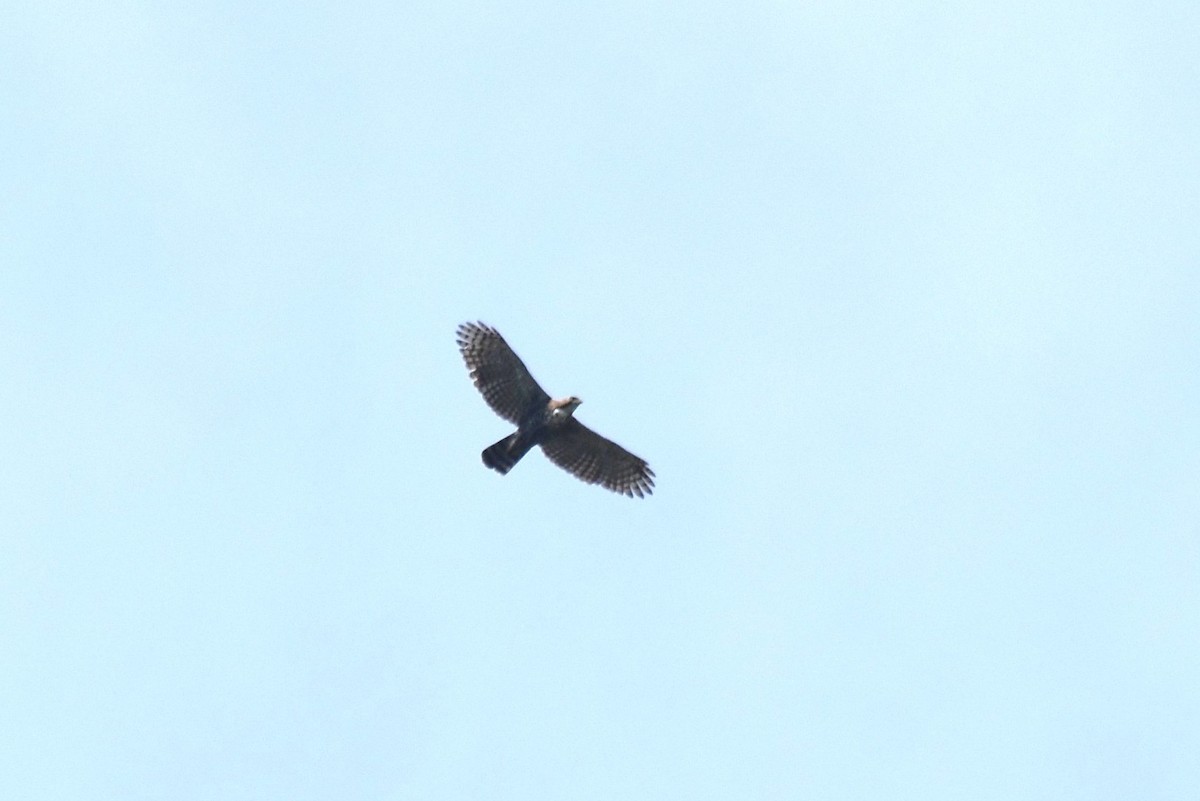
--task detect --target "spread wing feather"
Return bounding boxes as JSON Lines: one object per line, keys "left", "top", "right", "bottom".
{"left": 456, "top": 322, "right": 551, "bottom": 425}
{"left": 540, "top": 418, "right": 655, "bottom": 498}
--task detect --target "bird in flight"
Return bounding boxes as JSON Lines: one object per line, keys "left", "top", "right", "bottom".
{"left": 456, "top": 322, "right": 655, "bottom": 498}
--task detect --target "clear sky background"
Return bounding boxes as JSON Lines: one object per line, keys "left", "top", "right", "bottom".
{"left": 3, "top": 2, "right": 1198, "bottom": 799}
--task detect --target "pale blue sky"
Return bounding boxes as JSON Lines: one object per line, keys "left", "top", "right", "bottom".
{"left": 3, "top": 2, "right": 1198, "bottom": 799}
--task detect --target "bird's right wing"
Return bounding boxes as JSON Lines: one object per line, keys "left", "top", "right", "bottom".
{"left": 540, "top": 418, "right": 655, "bottom": 498}
{"left": 456, "top": 322, "right": 552, "bottom": 425}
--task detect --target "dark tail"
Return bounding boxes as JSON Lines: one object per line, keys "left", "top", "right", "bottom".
{"left": 482, "top": 432, "right": 534, "bottom": 475}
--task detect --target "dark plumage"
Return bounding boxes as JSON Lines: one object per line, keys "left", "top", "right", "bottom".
{"left": 456, "top": 322, "right": 655, "bottom": 498}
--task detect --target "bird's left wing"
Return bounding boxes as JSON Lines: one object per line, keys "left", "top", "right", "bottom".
{"left": 540, "top": 418, "right": 655, "bottom": 498}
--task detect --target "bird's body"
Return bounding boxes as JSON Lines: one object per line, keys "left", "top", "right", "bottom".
{"left": 456, "top": 322, "right": 654, "bottom": 498}
{"left": 480, "top": 396, "right": 582, "bottom": 473}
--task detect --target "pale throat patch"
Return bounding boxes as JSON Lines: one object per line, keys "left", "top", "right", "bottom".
{"left": 549, "top": 399, "right": 580, "bottom": 419}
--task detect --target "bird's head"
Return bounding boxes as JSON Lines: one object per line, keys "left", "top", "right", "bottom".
{"left": 551, "top": 396, "right": 583, "bottom": 417}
